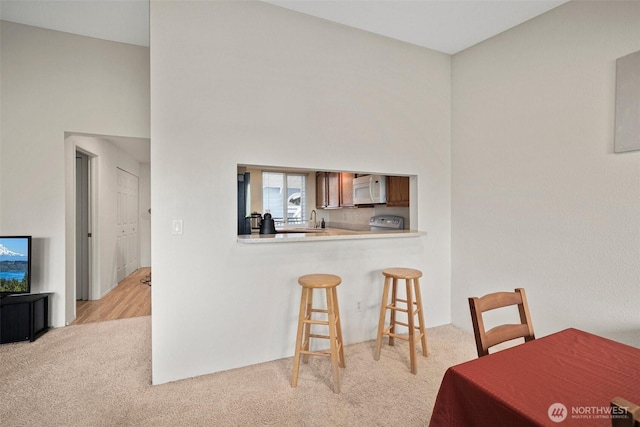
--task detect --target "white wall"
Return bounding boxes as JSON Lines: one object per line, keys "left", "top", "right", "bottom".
{"left": 67, "top": 134, "right": 151, "bottom": 299}
{"left": 451, "top": 1, "right": 640, "bottom": 345}
{"left": 151, "top": 1, "right": 451, "bottom": 384}
{"left": 0, "top": 20, "right": 3, "bottom": 227}
{"left": 139, "top": 162, "right": 151, "bottom": 267}
{"left": 0, "top": 21, "right": 150, "bottom": 326}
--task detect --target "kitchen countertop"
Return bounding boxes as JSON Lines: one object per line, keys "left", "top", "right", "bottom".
{"left": 237, "top": 227, "right": 425, "bottom": 244}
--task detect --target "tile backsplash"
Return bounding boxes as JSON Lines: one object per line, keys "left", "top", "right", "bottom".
{"left": 319, "top": 206, "right": 410, "bottom": 231}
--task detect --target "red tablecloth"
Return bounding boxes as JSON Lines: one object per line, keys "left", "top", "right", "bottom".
{"left": 430, "top": 328, "right": 640, "bottom": 426}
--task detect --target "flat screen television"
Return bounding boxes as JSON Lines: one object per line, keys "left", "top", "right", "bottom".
{"left": 0, "top": 236, "right": 32, "bottom": 296}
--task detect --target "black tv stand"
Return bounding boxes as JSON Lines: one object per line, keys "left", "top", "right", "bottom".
{"left": 0, "top": 293, "right": 51, "bottom": 344}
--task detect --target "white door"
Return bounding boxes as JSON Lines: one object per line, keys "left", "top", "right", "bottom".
{"left": 116, "top": 168, "right": 139, "bottom": 282}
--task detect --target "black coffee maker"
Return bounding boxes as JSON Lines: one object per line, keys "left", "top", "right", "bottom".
{"left": 259, "top": 212, "right": 276, "bottom": 234}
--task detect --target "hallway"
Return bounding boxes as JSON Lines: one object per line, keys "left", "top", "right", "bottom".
{"left": 72, "top": 267, "right": 151, "bottom": 325}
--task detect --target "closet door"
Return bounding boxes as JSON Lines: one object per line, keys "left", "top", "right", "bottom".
{"left": 116, "top": 168, "right": 139, "bottom": 282}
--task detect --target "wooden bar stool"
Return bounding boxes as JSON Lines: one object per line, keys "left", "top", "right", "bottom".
{"left": 374, "top": 267, "right": 427, "bottom": 374}
{"left": 291, "top": 273, "right": 345, "bottom": 393}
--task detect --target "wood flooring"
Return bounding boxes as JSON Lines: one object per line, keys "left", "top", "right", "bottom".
{"left": 72, "top": 267, "right": 151, "bottom": 325}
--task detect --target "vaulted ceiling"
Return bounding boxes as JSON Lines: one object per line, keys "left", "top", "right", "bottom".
{"left": 1, "top": 0, "right": 568, "bottom": 54}
{"left": 0, "top": 0, "right": 569, "bottom": 163}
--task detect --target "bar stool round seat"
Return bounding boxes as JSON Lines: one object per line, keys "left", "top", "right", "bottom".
{"left": 374, "top": 267, "right": 428, "bottom": 374}
{"left": 291, "top": 274, "right": 345, "bottom": 393}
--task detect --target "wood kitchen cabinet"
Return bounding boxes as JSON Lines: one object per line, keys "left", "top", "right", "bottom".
{"left": 316, "top": 172, "right": 355, "bottom": 208}
{"left": 316, "top": 172, "right": 328, "bottom": 208}
{"left": 340, "top": 172, "right": 355, "bottom": 207}
{"left": 327, "top": 172, "right": 340, "bottom": 208}
{"left": 386, "top": 176, "right": 410, "bottom": 207}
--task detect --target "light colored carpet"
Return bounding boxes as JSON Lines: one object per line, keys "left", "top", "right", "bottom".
{"left": 0, "top": 316, "right": 477, "bottom": 426}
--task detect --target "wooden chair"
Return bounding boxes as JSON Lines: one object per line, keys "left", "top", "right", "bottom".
{"left": 611, "top": 397, "right": 640, "bottom": 427}
{"left": 468, "top": 288, "right": 535, "bottom": 358}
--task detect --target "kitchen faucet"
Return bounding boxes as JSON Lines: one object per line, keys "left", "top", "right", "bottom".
{"left": 310, "top": 210, "right": 317, "bottom": 228}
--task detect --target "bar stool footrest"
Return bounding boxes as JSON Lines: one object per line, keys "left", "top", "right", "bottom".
{"left": 309, "top": 333, "right": 330, "bottom": 340}
{"left": 385, "top": 331, "right": 410, "bottom": 341}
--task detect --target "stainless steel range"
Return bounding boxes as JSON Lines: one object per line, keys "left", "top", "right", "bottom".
{"left": 369, "top": 215, "right": 404, "bottom": 231}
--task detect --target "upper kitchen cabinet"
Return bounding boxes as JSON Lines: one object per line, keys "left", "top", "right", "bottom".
{"left": 340, "top": 172, "right": 354, "bottom": 207}
{"left": 316, "top": 172, "right": 329, "bottom": 208}
{"left": 386, "top": 176, "right": 410, "bottom": 207}
{"left": 316, "top": 172, "right": 355, "bottom": 208}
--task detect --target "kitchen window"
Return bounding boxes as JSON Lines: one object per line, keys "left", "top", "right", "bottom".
{"left": 262, "top": 172, "right": 307, "bottom": 223}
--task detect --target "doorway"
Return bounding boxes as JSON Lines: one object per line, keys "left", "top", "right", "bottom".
{"left": 75, "top": 150, "right": 92, "bottom": 301}
{"left": 67, "top": 133, "right": 151, "bottom": 325}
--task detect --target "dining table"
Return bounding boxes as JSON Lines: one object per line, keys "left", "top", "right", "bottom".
{"left": 429, "top": 328, "right": 640, "bottom": 426}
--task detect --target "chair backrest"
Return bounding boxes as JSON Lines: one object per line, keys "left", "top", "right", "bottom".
{"left": 611, "top": 397, "right": 640, "bottom": 427}
{"left": 468, "top": 288, "right": 535, "bottom": 358}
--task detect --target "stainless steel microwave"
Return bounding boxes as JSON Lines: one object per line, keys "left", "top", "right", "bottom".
{"left": 353, "top": 175, "right": 387, "bottom": 205}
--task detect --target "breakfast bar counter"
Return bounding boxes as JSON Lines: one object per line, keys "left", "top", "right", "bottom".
{"left": 237, "top": 228, "right": 425, "bottom": 244}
